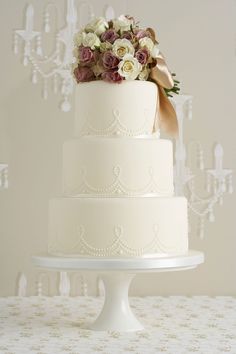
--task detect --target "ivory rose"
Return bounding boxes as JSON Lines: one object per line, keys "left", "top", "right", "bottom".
{"left": 139, "top": 37, "right": 159, "bottom": 58}
{"left": 82, "top": 32, "right": 100, "bottom": 49}
{"left": 112, "top": 38, "right": 134, "bottom": 59}
{"left": 138, "top": 66, "right": 150, "bottom": 81}
{"left": 113, "top": 15, "right": 134, "bottom": 33}
{"left": 73, "top": 31, "right": 86, "bottom": 46}
{"left": 85, "top": 17, "right": 108, "bottom": 35}
{"left": 118, "top": 54, "right": 142, "bottom": 80}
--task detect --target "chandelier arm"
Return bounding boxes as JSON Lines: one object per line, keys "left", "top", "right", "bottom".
{"left": 29, "top": 50, "right": 59, "bottom": 65}
{"left": 28, "top": 56, "right": 66, "bottom": 79}
{"left": 187, "top": 140, "right": 203, "bottom": 170}
{"left": 186, "top": 180, "right": 221, "bottom": 204}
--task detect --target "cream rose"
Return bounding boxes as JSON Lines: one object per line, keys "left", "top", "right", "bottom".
{"left": 82, "top": 32, "right": 100, "bottom": 49}
{"left": 113, "top": 14, "right": 134, "bottom": 33}
{"left": 139, "top": 37, "right": 154, "bottom": 52}
{"left": 100, "top": 41, "right": 113, "bottom": 52}
{"left": 112, "top": 38, "right": 134, "bottom": 59}
{"left": 118, "top": 54, "right": 142, "bottom": 80}
{"left": 138, "top": 66, "right": 150, "bottom": 81}
{"left": 73, "top": 31, "right": 86, "bottom": 46}
{"left": 85, "top": 17, "right": 108, "bottom": 35}
{"left": 139, "top": 37, "right": 160, "bottom": 58}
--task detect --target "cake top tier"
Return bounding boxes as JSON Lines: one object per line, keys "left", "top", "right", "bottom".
{"left": 72, "top": 15, "right": 179, "bottom": 137}
{"left": 74, "top": 80, "right": 158, "bottom": 137}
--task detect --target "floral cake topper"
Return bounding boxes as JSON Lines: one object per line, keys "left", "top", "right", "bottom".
{"left": 72, "top": 15, "right": 180, "bottom": 136}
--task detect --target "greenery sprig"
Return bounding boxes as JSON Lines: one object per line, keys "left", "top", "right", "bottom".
{"left": 164, "top": 73, "right": 180, "bottom": 97}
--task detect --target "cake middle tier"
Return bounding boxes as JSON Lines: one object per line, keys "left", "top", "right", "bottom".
{"left": 63, "top": 137, "right": 174, "bottom": 197}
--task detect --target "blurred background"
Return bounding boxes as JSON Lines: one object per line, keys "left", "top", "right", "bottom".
{"left": 0, "top": 0, "right": 235, "bottom": 296}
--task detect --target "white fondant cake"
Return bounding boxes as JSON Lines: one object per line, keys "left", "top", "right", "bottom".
{"left": 48, "top": 197, "right": 188, "bottom": 257}
{"left": 62, "top": 137, "right": 174, "bottom": 197}
{"left": 74, "top": 81, "right": 158, "bottom": 137}
{"left": 48, "top": 81, "right": 189, "bottom": 258}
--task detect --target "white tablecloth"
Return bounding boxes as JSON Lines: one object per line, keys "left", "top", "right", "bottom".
{"left": 0, "top": 296, "right": 236, "bottom": 354}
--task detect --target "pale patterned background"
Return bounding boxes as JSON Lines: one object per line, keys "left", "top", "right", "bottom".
{"left": 0, "top": 0, "right": 235, "bottom": 296}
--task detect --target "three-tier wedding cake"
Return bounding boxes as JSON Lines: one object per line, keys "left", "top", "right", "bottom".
{"left": 48, "top": 15, "right": 188, "bottom": 258}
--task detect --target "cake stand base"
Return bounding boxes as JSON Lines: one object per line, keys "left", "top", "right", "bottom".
{"left": 91, "top": 272, "right": 142, "bottom": 331}
{"left": 32, "top": 250, "right": 204, "bottom": 332}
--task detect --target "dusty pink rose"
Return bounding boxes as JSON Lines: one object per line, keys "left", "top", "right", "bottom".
{"left": 78, "top": 46, "right": 95, "bottom": 65}
{"left": 102, "top": 51, "right": 120, "bottom": 70}
{"left": 121, "top": 31, "right": 134, "bottom": 41}
{"left": 101, "top": 29, "right": 119, "bottom": 43}
{"left": 101, "top": 71, "right": 123, "bottom": 83}
{"left": 74, "top": 66, "right": 95, "bottom": 82}
{"left": 135, "top": 48, "right": 149, "bottom": 65}
{"left": 135, "top": 30, "right": 149, "bottom": 40}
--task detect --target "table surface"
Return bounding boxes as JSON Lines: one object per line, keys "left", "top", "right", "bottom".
{"left": 0, "top": 295, "right": 236, "bottom": 354}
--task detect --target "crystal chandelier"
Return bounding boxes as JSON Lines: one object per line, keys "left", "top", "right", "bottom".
{"left": 13, "top": 0, "right": 96, "bottom": 112}
{"left": 172, "top": 95, "right": 233, "bottom": 239}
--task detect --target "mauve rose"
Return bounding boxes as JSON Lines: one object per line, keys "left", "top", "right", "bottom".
{"left": 74, "top": 66, "right": 94, "bottom": 82}
{"left": 135, "top": 30, "right": 149, "bottom": 40}
{"left": 101, "top": 29, "right": 119, "bottom": 44}
{"left": 135, "top": 48, "right": 149, "bottom": 65}
{"left": 101, "top": 70, "right": 123, "bottom": 83}
{"left": 78, "top": 46, "right": 94, "bottom": 65}
{"left": 102, "top": 51, "right": 120, "bottom": 70}
{"left": 121, "top": 31, "right": 134, "bottom": 41}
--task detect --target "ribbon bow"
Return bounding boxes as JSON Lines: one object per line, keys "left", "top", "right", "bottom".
{"left": 147, "top": 29, "right": 178, "bottom": 137}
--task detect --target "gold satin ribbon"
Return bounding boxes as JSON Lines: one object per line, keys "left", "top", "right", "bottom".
{"left": 149, "top": 51, "right": 179, "bottom": 138}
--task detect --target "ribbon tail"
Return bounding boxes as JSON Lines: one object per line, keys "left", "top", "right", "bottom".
{"left": 153, "top": 86, "right": 179, "bottom": 138}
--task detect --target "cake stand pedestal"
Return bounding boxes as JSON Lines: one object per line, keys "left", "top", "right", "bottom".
{"left": 32, "top": 250, "right": 204, "bottom": 332}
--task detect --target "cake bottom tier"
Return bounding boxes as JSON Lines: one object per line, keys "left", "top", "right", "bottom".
{"left": 48, "top": 197, "right": 188, "bottom": 258}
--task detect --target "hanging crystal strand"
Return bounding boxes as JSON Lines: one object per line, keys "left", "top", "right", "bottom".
{"left": 188, "top": 211, "right": 191, "bottom": 234}
{"left": 23, "top": 42, "right": 29, "bottom": 66}
{"left": 53, "top": 73, "right": 58, "bottom": 94}
{"left": 3, "top": 167, "right": 8, "bottom": 188}
{"left": 187, "top": 98, "right": 193, "bottom": 120}
{"left": 42, "top": 79, "right": 48, "bottom": 99}
{"left": 44, "top": 9, "right": 50, "bottom": 33}
{"left": 221, "top": 177, "right": 226, "bottom": 193}
{"left": 36, "top": 35, "right": 42, "bottom": 56}
{"left": 13, "top": 33, "right": 18, "bottom": 54}
{"left": 213, "top": 177, "right": 218, "bottom": 194}
{"left": 190, "top": 179, "right": 195, "bottom": 202}
{"left": 206, "top": 172, "right": 211, "bottom": 193}
{"left": 198, "top": 216, "right": 204, "bottom": 239}
{"left": 61, "top": 96, "right": 71, "bottom": 112}
{"left": 208, "top": 206, "right": 215, "bottom": 222}
{"left": 198, "top": 145, "right": 204, "bottom": 170}
{"left": 81, "top": 275, "right": 88, "bottom": 297}
{"left": 55, "top": 34, "right": 60, "bottom": 64}
{"left": 228, "top": 174, "right": 233, "bottom": 194}
{"left": 218, "top": 195, "right": 223, "bottom": 205}
{"left": 31, "top": 69, "right": 37, "bottom": 84}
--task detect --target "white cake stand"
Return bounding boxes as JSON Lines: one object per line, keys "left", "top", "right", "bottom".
{"left": 32, "top": 250, "right": 204, "bottom": 332}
